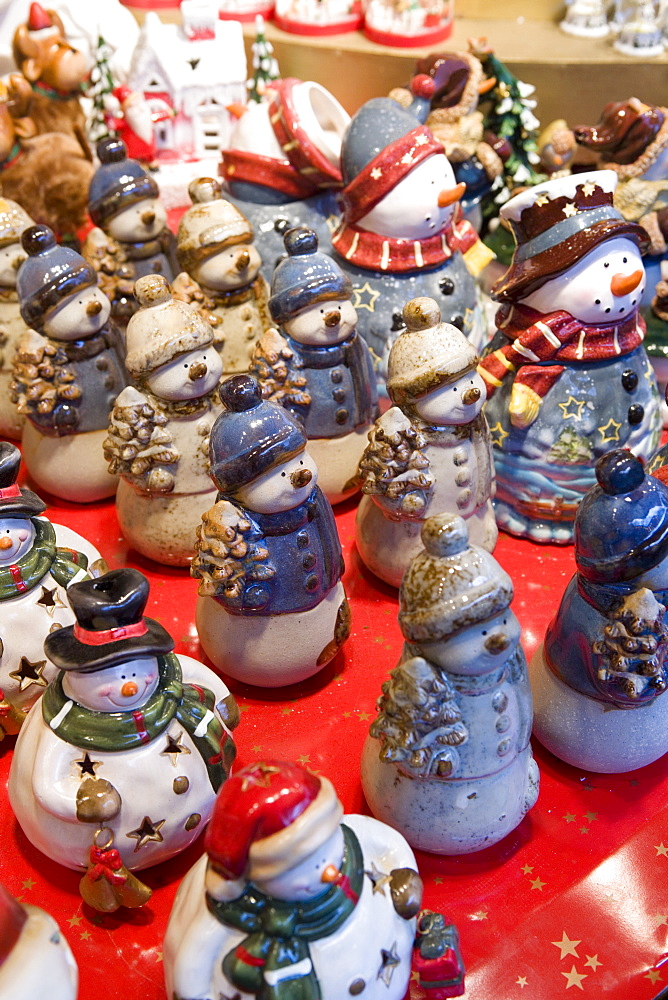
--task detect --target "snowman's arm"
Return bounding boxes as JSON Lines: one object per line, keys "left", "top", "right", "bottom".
{"left": 29, "top": 729, "right": 84, "bottom": 822}
{"left": 477, "top": 312, "right": 576, "bottom": 399}
{"left": 176, "top": 654, "right": 239, "bottom": 731}
{"left": 104, "top": 385, "right": 178, "bottom": 494}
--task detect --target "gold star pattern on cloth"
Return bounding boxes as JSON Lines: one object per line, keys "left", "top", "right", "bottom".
{"left": 9, "top": 656, "right": 47, "bottom": 691}
{"left": 562, "top": 965, "right": 587, "bottom": 990}
{"left": 558, "top": 396, "right": 585, "bottom": 421}
{"left": 530, "top": 876, "right": 546, "bottom": 891}
{"left": 73, "top": 752, "right": 102, "bottom": 778}
{"left": 378, "top": 944, "right": 400, "bottom": 986}
{"left": 655, "top": 842, "right": 668, "bottom": 857}
{"left": 551, "top": 933, "right": 580, "bottom": 960}
{"left": 36, "top": 585, "right": 66, "bottom": 617}
{"left": 126, "top": 816, "right": 166, "bottom": 851}
{"left": 240, "top": 762, "right": 281, "bottom": 792}
{"left": 584, "top": 955, "right": 602, "bottom": 971}
{"left": 161, "top": 731, "right": 191, "bottom": 767}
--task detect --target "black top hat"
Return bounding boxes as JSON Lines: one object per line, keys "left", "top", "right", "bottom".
{"left": 45, "top": 568, "right": 174, "bottom": 673}
{"left": 0, "top": 442, "right": 46, "bottom": 518}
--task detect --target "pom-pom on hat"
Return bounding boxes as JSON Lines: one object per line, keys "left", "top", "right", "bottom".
{"left": 176, "top": 178, "right": 254, "bottom": 273}
{"left": 17, "top": 225, "right": 97, "bottom": 329}
{"left": 269, "top": 228, "right": 352, "bottom": 326}
{"left": 0, "top": 198, "right": 33, "bottom": 250}
{"left": 205, "top": 760, "right": 343, "bottom": 882}
{"left": 209, "top": 375, "right": 307, "bottom": 495}
{"left": 0, "top": 442, "right": 46, "bottom": 518}
{"left": 89, "top": 138, "right": 159, "bottom": 228}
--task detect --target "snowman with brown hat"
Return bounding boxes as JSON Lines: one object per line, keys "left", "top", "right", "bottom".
{"left": 478, "top": 169, "right": 661, "bottom": 543}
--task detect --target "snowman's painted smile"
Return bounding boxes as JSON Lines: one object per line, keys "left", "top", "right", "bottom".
{"left": 106, "top": 676, "right": 154, "bottom": 708}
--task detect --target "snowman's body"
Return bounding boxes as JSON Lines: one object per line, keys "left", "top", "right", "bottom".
{"left": 164, "top": 813, "right": 417, "bottom": 1000}
{"left": 8, "top": 653, "right": 234, "bottom": 871}
{"left": 0, "top": 290, "right": 27, "bottom": 439}
{"left": 0, "top": 903, "right": 78, "bottom": 1000}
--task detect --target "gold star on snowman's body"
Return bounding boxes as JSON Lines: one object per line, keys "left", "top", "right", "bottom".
{"left": 378, "top": 943, "right": 400, "bottom": 986}
{"left": 598, "top": 417, "right": 622, "bottom": 445}
{"left": 9, "top": 656, "right": 47, "bottom": 692}
{"left": 489, "top": 421, "right": 509, "bottom": 448}
{"left": 325, "top": 214, "right": 339, "bottom": 235}
{"left": 352, "top": 282, "right": 380, "bottom": 313}
{"left": 126, "top": 816, "right": 166, "bottom": 851}
{"left": 161, "top": 731, "right": 191, "bottom": 767}
{"left": 558, "top": 396, "right": 585, "bottom": 421}
{"left": 36, "top": 586, "right": 66, "bottom": 617}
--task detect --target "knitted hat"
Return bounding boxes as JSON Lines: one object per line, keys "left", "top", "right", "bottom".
{"left": 17, "top": 225, "right": 97, "bottom": 329}
{"left": 399, "top": 513, "right": 514, "bottom": 644}
{"left": 386, "top": 297, "right": 478, "bottom": 406}
{"left": 0, "top": 885, "right": 27, "bottom": 965}
{"left": 269, "top": 228, "right": 352, "bottom": 326}
{"left": 45, "top": 567, "right": 174, "bottom": 673}
{"left": 339, "top": 97, "right": 443, "bottom": 226}
{"left": 575, "top": 450, "right": 668, "bottom": 584}
{"left": 492, "top": 169, "right": 650, "bottom": 303}
{"left": 205, "top": 760, "right": 343, "bottom": 881}
{"left": 176, "top": 178, "right": 254, "bottom": 273}
{"left": 209, "top": 375, "right": 307, "bottom": 495}
{"left": 89, "top": 138, "right": 159, "bottom": 228}
{"left": 0, "top": 442, "right": 46, "bottom": 518}
{"left": 0, "top": 198, "right": 33, "bottom": 249}
{"left": 124, "top": 275, "right": 215, "bottom": 378}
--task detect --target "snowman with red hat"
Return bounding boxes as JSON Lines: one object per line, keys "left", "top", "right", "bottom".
{"left": 478, "top": 169, "right": 662, "bottom": 543}
{"left": 164, "top": 759, "right": 465, "bottom": 1000}
{"left": 0, "top": 883, "right": 77, "bottom": 1000}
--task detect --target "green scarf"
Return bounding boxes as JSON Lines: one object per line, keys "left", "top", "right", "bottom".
{"left": 207, "top": 825, "right": 363, "bottom": 1000}
{"left": 0, "top": 518, "right": 88, "bottom": 601}
{"left": 42, "top": 653, "right": 233, "bottom": 792}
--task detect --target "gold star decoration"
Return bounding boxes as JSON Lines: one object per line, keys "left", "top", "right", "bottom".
{"left": 365, "top": 862, "right": 392, "bottom": 895}
{"left": 530, "top": 876, "right": 546, "bottom": 891}
{"left": 645, "top": 969, "right": 662, "bottom": 984}
{"left": 296, "top": 754, "right": 311, "bottom": 766}
{"left": 655, "top": 843, "right": 668, "bottom": 857}
{"left": 378, "top": 943, "right": 400, "bottom": 986}
{"left": 551, "top": 932, "right": 581, "bottom": 960}
{"left": 161, "top": 731, "right": 191, "bottom": 767}
{"left": 400, "top": 152, "right": 414, "bottom": 166}
{"left": 489, "top": 421, "right": 509, "bottom": 448}
{"left": 358, "top": 712, "right": 371, "bottom": 721}
{"left": 581, "top": 181, "right": 597, "bottom": 198}
{"left": 80, "top": 930, "right": 91, "bottom": 941}
{"left": 67, "top": 914, "right": 82, "bottom": 927}
{"left": 240, "top": 763, "right": 281, "bottom": 792}
{"left": 562, "top": 965, "right": 587, "bottom": 990}
{"left": 580, "top": 827, "right": 589, "bottom": 835}
{"left": 535, "top": 192, "right": 550, "bottom": 206}
{"left": 9, "top": 656, "right": 47, "bottom": 692}
{"left": 584, "top": 955, "right": 602, "bottom": 971}
{"left": 126, "top": 816, "right": 166, "bottom": 852}
{"left": 280, "top": 706, "right": 293, "bottom": 715}
{"left": 73, "top": 752, "right": 102, "bottom": 778}
{"left": 251, "top": 745, "right": 263, "bottom": 753}
{"left": 370, "top": 167, "right": 382, "bottom": 180}
{"left": 654, "top": 914, "right": 668, "bottom": 927}
{"left": 415, "top": 134, "right": 429, "bottom": 146}
{"left": 584, "top": 811, "right": 598, "bottom": 822}
{"left": 351, "top": 282, "right": 380, "bottom": 314}
{"left": 471, "top": 910, "right": 488, "bottom": 920}
{"left": 558, "top": 396, "right": 585, "bottom": 421}
{"left": 21, "top": 877, "right": 36, "bottom": 890}
{"left": 598, "top": 418, "right": 622, "bottom": 445}
{"left": 516, "top": 976, "right": 528, "bottom": 988}
{"left": 433, "top": 876, "right": 444, "bottom": 885}
{"left": 36, "top": 585, "right": 66, "bottom": 617}
{"left": 563, "top": 813, "right": 576, "bottom": 823}
{"left": 521, "top": 864, "right": 534, "bottom": 874}
{"left": 562, "top": 202, "right": 578, "bottom": 218}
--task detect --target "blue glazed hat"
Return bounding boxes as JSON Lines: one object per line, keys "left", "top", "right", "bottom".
{"left": 341, "top": 97, "right": 420, "bottom": 185}
{"left": 575, "top": 450, "right": 668, "bottom": 584}
{"left": 269, "top": 228, "right": 352, "bottom": 326}
{"left": 17, "top": 225, "right": 97, "bottom": 329}
{"left": 209, "top": 375, "right": 308, "bottom": 494}
{"left": 89, "top": 138, "right": 159, "bottom": 228}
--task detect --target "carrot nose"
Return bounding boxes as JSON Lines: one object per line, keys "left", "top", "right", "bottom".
{"left": 235, "top": 250, "right": 251, "bottom": 272}
{"left": 438, "top": 182, "right": 467, "bottom": 209}
{"left": 324, "top": 310, "right": 341, "bottom": 328}
{"left": 188, "top": 362, "right": 207, "bottom": 381}
{"left": 321, "top": 864, "right": 342, "bottom": 884}
{"left": 462, "top": 387, "right": 481, "bottom": 405}
{"left": 0, "top": 536, "right": 12, "bottom": 550}
{"left": 86, "top": 299, "right": 103, "bottom": 316}
{"left": 611, "top": 270, "right": 643, "bottom": 297}
{"left": 121, "top": 681, "right": 138, "bottom": 698}
{"left": 141, "top": 209, "right": 156, "bottom": 226}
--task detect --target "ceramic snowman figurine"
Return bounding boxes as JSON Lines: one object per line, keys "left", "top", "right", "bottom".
{"left": 104, "top": 275, "right": 223, "bottom": 566}
{"left": 164, "top": 759, "right": 466, "bottom": 1000}
{"left": 0, "top": 198, "right": 34, "bottom": 439}
{"left": 362, "top": 513, "right": 539, "bottom": 854}
{"left": 251, "top": 227, "right": 378, "bottom": 505}
{"left": 531, "top": 450, "right": 668, "bottom": 772}
{"left": 191, "top": 374, "right": 350, "bottom": 687}
{"left": 356, "top": 297, "right": 496, "bottom": 589}
{"left": 0, "top": 883, "right": 77, "bottom": 1000}
{"left": 478, "top": 169, "right": 662, "bottom": 544}
{"left": 82, "top": 137, "right": 176, "bottom": 327}
{"left": 172, "top": 178, "right": 271, "bottom": 377}
{"left": 330, "top": 96, "right": 492, "bottom": 379}
{"left": 9, "top": 567, "right": 239, "bottom": 911}
{"left": 560, "top": 0, "right": 610, "bottom": 36}
{"left": 11, "top": 225, "right": 130, "bottom": 502}
{"left": 221, "top": 78, "right": 350, "bottom": 278}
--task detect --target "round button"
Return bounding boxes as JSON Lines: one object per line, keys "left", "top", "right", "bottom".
{"left": 621, "top": 369, "right": 638, "bottom": 392}
{"left": 492, "top": 691, "right": 508, "bottom": 713}
{"left": 96, "top": 357, "right": 108, "bottom": 370}
{"left": 439, "top": 276, "right": 455, "bottom": 295}
{"left": 335, "top": 408, "right": 349, "bottom": 424}
{"left": 302, "top": 552, "right": 316, "bottom": 570}
{"left": 628, "top": 404, "right": 644, "bottom": 425}
{"left": 296, "top": 530, "right": 309, "bottom": 548}
{"left": 453, "top": 447, "right": 468, "bottom": 466}
{"left": 349, "top": 980, "right": 366, "bottom": 995}
{"left": 497, "top": 738, "right": 511, "bottom": 756}
{"left": 455, "top": 468, "right": 471, "bottom": 486}
{"left": 333, "top": 387, "right": 346, "bottom": 402}
{"left": 305, "top": 574, "right": 319, "bottom": 592}
{"left": 456, "top": 488, "right": 472, "bottom": 509}
{"left": 331, "top": 369, "right": 343, "bottom": 383}
{"left": 496, "top": 714, "right": 511, "bottom": 734}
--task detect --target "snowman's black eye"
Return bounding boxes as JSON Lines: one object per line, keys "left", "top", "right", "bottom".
{"left": 281, "top": 472, "right": 286, "bottom": 477}
{"left": 595, "top": 299, "right": 600, "bottom": 304}
{"left": 482, "top": 630, "right": 487, "bottom": 636}
{"left": 623, "top": 257, "right": 627, "bottom": 263}
{"left": 604, "top": 262, "right": 609, "bottom": 268}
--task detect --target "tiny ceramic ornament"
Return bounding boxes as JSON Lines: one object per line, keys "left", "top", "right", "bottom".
{"left": 362, "top": 512, "right": 539, "bottom": 854}
{"left": 220, "top": 78, "right": 350, "bottom": 279}
{"left": 478, "top": 169, "right": 662, "bottom": 544}
{"left": 164, "top": 760, "right": 466, "bottom": 1000}
{"left": 331, "top": 96, "right": 492, "bottom": 381}
{"left": 0, "top": 198, "right": 34, "bottom": 439}
{"left": 0, "top": 883, "right": 77, "bottom": 1000}
{"left": 191, "top": 374, "right": 350, "bottom": 687}
{"left": 104, "top": 275, "right": 223, "bottom": 566}
{"left": 0, "top": 442, "right": 98, "bottom": 741}
{"left": 362, "top": 0, "right": 454, "bottom": 47}
{"left": 172, "top": 178, "right": 270, "bottom": 378}
{"left": 82, "top": 138, "right": 177, "bottom": 328}
{"left": 274, "top": 0, "right": 363, "bottom": 34}
{"left": 218, "top": 0, "right": 275, "bottom": 22}
{"left": 612, "top": 0, "right": 664, "bottom": 55}
{"left": 531, "top": 450, "right": 668, "bottom": 773}
{"left": 9, "top": 567, "right": 239, "bottom": 912}
{"left": 560, "top": 0, "right": 610, "bottom": 37}
{"left": 356, "top": 296, "right": 496, "bottom": 589}
{"left": 11, "top": 225, "right": 130, "bottom": 503}
{"left": 251, "top": 228, "right": 379, "bottom": 505}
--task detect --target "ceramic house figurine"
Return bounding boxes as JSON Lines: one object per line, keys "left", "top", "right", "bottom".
{"left": 104, "top": 275, "right": 223, "bottom": 566}
{"left": 11, "top": 225, "right": 130, "bottom": 503}
{"left": 0, "top": 883, "right": 77, "bottom": 1000}
{"left": 477, "top": 169, "right": 662, "bottom": 544}
{"left": 362, "top": 512, "right": 539, "bottom": 854}
{"left": 82, "top": 138, "right": 177, "bottom": 327}
{"left": 0, "top": 198, "right": 34, "bottom": 440}
{"left": 251, "top": 228, "right": 379, "bottom": 505}
{"left": 9, "top": 567, "right": 239, "bottom": 912}
{"left": 530, "top": 450, "right": 668, "bottom": 772}
{"left": 191, "top": 374, "right": 350, "bottom": 687}
{"left": 164, "top": 759, "right": 466, "bottom": 999}
{"left": 331, "top": 96, "right": 491, "bottom": 378}
{"left": 220, "top": 77, "right": 350, "bottom": 278}
{"left": 172, "top": 178, "right": 270, "bottom": 378}
{"left": 356, "top": 297, "right": 496, "bottom": 589}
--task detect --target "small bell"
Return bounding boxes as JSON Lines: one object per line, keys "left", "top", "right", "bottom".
{"left": 78, "top": 827, "right": 152, "bottom": 913}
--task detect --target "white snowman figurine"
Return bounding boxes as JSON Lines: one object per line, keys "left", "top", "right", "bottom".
{"left": 0, "top": 883, "right": 77, "bottom": 1000}
{"left": 357, "top": 296, "right": 497, "bottom": 589}
{"left": 104, "top": 275, "right": 223, "bottom": 566}
{"left": 164, "top": 759, "right": 466, "bottom": 1000}
{"left": 9, "top": 567, "right": 239, "bottom": 912}
{"left": 0, "top": 198, "right": 34, "bottom": 440}
{"left": 362, "top": 513, "right": 539, "bottom": 854}
{"left": 530, "top": 450, "right": 668, "bottom": 772}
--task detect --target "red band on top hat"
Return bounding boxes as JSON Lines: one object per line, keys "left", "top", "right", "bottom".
{"left": 73, "top": 620, "right": 149, "bottom": 646}
{"left": 0, "top": 484, "right": 22, "bottom": 500}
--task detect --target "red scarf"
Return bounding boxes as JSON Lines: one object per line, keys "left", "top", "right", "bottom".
{"left": 331, "top": 212, "right": 479, "bottom": 273}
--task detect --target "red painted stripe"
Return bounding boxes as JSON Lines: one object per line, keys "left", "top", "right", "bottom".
{"left": 9, "top": 564, "right": 26, "bottom": 592}
{"left": 235, "top": 945, "right": 265, "bottom": 968}
{"left": 132, "top": 710, "right": 150, "bottom": 744}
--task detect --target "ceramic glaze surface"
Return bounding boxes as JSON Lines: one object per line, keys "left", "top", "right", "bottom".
{"left": 0, "top": 897, "right": 78, "bottom": 1000}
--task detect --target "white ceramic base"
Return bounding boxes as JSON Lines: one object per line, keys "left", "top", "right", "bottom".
{"left": 0, "top": 903, "right": 78, "bottom": 1000}
{"left": 22, "top": 424, "right": 118, "bottom": 503}
{"left": 361, "top": 735, "right": 539, "bottom": 854}
{"left": 530, "top": 643, "right": 668, "bottom": 772}
{"left": 116, "top": 479, "right": 218, "bottom": 567}
{"left": 306, "top": 428, "right": 369, "bottom": 505}
{"left": 196, "top": 581, "right": 348, "bottom": 687}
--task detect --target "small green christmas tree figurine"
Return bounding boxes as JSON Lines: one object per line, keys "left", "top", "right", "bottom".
{"left": 247, "top": 15, "right": 279, "bottom": 104}
{"left": 87, "top": 35, "right": 116, "bottom": 145}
